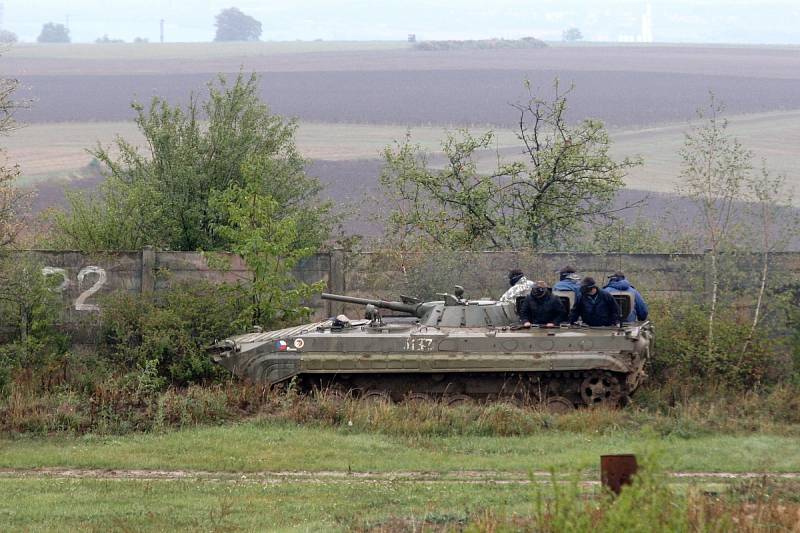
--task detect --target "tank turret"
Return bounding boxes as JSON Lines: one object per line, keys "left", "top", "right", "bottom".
{"left": 323, "top": 290, "right": 518, "bottom": 328}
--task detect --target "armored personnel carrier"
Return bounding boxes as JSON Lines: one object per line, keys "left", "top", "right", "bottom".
{"left": 210, "top": 288, "right": 653, "bottom": 410}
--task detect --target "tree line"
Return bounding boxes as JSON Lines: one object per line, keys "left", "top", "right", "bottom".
{"left": 28, "top": 7, "right": 262, "bottom": 44}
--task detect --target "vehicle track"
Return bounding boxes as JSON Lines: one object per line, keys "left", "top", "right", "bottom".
{"left": 0, "top": 468, "right": 797, "bottom": 484}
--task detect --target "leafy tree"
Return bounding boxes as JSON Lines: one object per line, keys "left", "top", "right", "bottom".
{"left": 214, "top": 7, "right": 262, "bottom": 42}
{"left": 0, "top": 30, "right": 18, "bottom": 44}
{"left": 211, "top": 169, "right": 324, "bottom": 327}
{"left": 50, "top": 72, "right": 331, "bottom": 252}
{"left": 0, "top": 257, "right": 62, "bottom": 346}
{"left": 739, "top": 165, "right": 795, "bottom": 359}
{"left": 561, "top": 216, "right": 695, "bottom": 254}
{"left": 380, "top": 81, "right": 640, "bottom": 250}
{"left": 0, "top": 61, "right": 28, "bottom": 248}
{"left": 37, "top": 22, "right": 71, "bottom": 43}
{"left": 0, "top": 257, "right": 67, "bottom": 398}
{"left": 562, "top": 27, "right": 583, "bottom": 42}
{"left": 0, "top": 168, "right": 25, "bottom": 248}
{"left": 677, "top": 97, "right": 751, "bottom": 355}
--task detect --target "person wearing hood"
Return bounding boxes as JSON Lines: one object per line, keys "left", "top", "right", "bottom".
{"left": 553, "top": 265, "right": 582, "bottom": 299}
{"left": 520, "top": 281, "right": 567, "bottom": 327}
{"left": 604, "top": 271, "right": 648, "bottom": 322}
{"left": 569, "top": 277, "right": 621, "bottom": 327}
{"left": 499, "top": 268, "right": 535, "bottom": 303}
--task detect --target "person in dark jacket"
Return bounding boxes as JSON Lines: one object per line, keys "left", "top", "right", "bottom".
{"left": 520, "top": 281, "right": 567, "bottom": 327}
{"left": 603, "top": 271, "right": 648, "bottom": 322}
{"left": 569, "top": 277, "right": 621, "bottom": 327}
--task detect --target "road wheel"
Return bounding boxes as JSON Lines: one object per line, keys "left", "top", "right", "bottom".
{"left": 544, "top": 396, "right": 575, "bottom": 414}
{"left": 362, "top": 390, "right": 393, "bottom": 405}
{"left": 445, "top": 394, "right": 474, "bottom": 407}
{"left": 497, "top": 395, "right": 526, "bottom": 408}
{"left": 404, "top": 392, "right": 434, "bottom": 406}
{"left": 580, "top": 372, "right": 622, "bottom": 407}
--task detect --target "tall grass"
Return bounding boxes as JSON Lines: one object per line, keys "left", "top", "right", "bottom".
{"left": 460, "top": 466, "right": 800, "bottom": 533}
{"left": 1, "top": 373, "right": 798, "bottom": 437}
{"left": 282, "top": 385, "right": 799, "bottom": 439}
{"left": 360, "top": 465, "right": 800, "bottom": 532}
{"left": 0, "top": 374, "right": 272, "bottom": 435}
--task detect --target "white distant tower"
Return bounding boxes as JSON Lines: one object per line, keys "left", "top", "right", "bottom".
{"left": 641, "top": 3, "right": 654, "bottom": 43}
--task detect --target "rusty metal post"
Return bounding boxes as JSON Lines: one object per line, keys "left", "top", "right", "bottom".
{"left": 601, "top": 454, "right": 638, "bottom": 495}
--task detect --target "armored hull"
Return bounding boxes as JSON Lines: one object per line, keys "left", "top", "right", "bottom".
{"left": 211, "top": 291, "right": 653, "bottom": 409}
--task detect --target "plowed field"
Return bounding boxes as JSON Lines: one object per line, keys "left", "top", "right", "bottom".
{"left": 15, "top": 69, "right": 800, "bottom": 128}
{"left": 9, "top": 44, "right": 800, "bottom": 128}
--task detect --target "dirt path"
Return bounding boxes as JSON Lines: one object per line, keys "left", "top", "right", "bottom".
{"left": 1, "top": 468, "right": 797, "bottom": 484}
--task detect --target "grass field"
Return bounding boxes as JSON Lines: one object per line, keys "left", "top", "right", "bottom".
{"left": 1, "top": 419, "right": 798, "bottom": 531}
{"left": 10, "top": 110, "right": 800, "bottom": 196}
{"left": 3, "top": 474, "right": 799, "bottom": 531}
{"left": 2, "top": 421, "right": 798, "bottom": 474}
{"left": 0, "top": 477, "right": 537, "bottom": 531}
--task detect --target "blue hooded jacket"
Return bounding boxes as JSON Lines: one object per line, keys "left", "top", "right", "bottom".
{"left": 553, "top": 278, "right": 581, "bottom": 299}
{"left": 603, "top": 279, "right": 648, "bottom": 322}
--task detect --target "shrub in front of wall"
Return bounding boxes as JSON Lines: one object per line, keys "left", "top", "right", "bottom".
{"left": 99, "top": 282, "right": 249, "bottom": 386}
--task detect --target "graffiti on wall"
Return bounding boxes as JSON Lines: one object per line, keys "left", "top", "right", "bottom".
{"left": 42, "top": 266, "right": 108, "bottom": 312}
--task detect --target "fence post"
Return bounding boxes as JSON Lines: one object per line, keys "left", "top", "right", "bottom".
{"left": 328, "top": 248, "right": 346, "bottom": 316}
{"left": 141, "top": 246, "right": 156, "bottom": 299}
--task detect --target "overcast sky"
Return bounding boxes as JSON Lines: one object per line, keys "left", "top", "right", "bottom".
{"left": 3, "top": 1, "right": 800, "bottom": 44}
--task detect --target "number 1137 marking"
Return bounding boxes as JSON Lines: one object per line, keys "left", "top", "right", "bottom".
{"left": 405, "top": 338, "right": 434, "bottom": 351}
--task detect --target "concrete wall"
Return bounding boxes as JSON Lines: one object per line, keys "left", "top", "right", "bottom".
{"left": 6, "top": 249, "right": 800, "bottom": 336}
{"left": 346, "top": 251, "right": 705, "bottom": 295}
{"left": 6, "top": 249, "right": 332, "bottom": 340}
{"left": 336, "top": 251, "right": 709, "bottom": 317}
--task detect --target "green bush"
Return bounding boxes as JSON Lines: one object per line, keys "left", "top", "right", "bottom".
{"left": 0, "top": 257, "right": 71, "bottom": 398}
{"left": 100, "top": 282, "right": 249, "bottom": 386}
{"left": 49, "top": 73, "right": 332, "bottom": 253}
{"left": 779, "top": 283, "right": 800, "bottom": 384}
{"left": 648, "top": 298, "right": 789, "bottom": 389}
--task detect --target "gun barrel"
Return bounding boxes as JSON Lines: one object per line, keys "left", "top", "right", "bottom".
{"left": 321, "top": 293, "right": 421, "bottom": 317}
